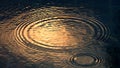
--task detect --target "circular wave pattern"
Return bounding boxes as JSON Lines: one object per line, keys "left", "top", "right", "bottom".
{"left": 70, "top": 53, "right": 101, "bottom": 67}
{"left": 0, "top": 7, "right": 111, "bottom": 68}
{"left": 14, "top": 16, "right": 110, "bottom": 50}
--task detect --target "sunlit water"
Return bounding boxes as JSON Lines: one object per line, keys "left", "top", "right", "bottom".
{"left": 0, "top": 7, "right": 111, "bottom": 68}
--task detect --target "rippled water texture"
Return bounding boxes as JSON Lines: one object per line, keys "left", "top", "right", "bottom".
{"left": 0, "top": 7, "right": 111, "bottom": 68}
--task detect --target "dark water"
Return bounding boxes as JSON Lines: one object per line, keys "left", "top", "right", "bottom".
{"left": 0, "top": 0, "right": 120, "bottom": 68}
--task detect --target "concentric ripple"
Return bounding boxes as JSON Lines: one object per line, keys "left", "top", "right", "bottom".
{"left": 70, "top": 53, "right": 101, "bottom": 66}
{"left": 0, "top": 7, "right": 111, "bottom": 68}
{"left": 13, "top": 15, "right": 110, "bottom": 50}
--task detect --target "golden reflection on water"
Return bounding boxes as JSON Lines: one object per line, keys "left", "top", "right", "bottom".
{"left": 0, "top": 7, "right": 110, "bottom": 68}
